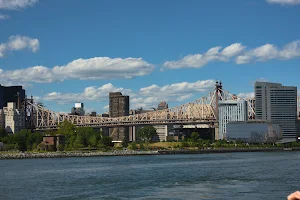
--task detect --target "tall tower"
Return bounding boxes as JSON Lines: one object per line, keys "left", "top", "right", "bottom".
{"left": 215, "top": 81, "right": 223, "bottom": 120}
{"left": 255, "top": 82, "right": 297, "bottom": 139}
{"left": 109, "top": 92, "right": 129, "bottom": 142}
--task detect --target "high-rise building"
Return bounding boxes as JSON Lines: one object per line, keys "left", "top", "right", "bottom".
{"left": 109, "top": 92, "right": 129, "bottom": 142}
{"left": 218, "top": 100, "right": 248, "bottom": 140}
{"left": 255, "top": 82, "right": 297, "bottom": 139}
{"left": 0, "top": 85, "right": 25, "bottom": 109}
{"left": 157, "top": 101, "right": 168, "bottom": 110}
{"left": 109, "top": 92, "right": 129, "bottom": 117}
{"left": 71, "top": 102, "right": 85, "bottom": 116}
{"left": 4, "top": 102, "right": 25, "bottom": 133}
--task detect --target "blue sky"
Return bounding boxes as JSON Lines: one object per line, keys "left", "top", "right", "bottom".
{"left": 0, "top": 0, "right": 299, "bottom": 114}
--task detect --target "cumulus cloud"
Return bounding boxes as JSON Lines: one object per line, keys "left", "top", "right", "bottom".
{"left": 266, "top": 0, "right": 300, "bottom": 5}
{"left": 0, "top": 13, "right": 9, "bottom": 19}
{"left": 41, "top": 80, "right": 216, "bottom": 110}
{"left": 140, "top": 80, "right": 215, "bottom": 96}
{"left": 135, "top": 80, "right": 216, "bottom": 108}
{"left": 164, "top": 40, "right": 300, "bottom": 68}
{"left": 43, "top": 83, "right": 133, "bottom": 104}
{"left": 164, "top": 43, "right": 245, "bottom": 69}
{"left": 0, "top": 35, "right": 39, "bottom": 58}
{"left": 0, "top": 0, "right": 39, "bottom": 10}
{"left": 236, "top": 92, "right": 255, "bottom": 99}
{"left": 52, "top": 57, "right": 153, "bottom": 80}
{"left": 0, "top": 57, "right": 154, "bottom": 83}
{"left": 236, "top": 40, "right": 300, "bottom": 64}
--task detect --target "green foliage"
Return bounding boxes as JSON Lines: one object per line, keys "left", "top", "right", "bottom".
{"left": 88, "top": 135, "right": 98, "bottom": 148}
{"left": 57, "top": 120, "right": 76, "bottom": 135}
{"left": 122, "top": 138, "right": 129, "bottom": 148}
{"left": 0, "top": 127, "right": 7, "bottom": 138}
{"left": 190, "top": 132, "right": 199, "bottom": 142}
{"left": 73, "top": 134, "right": 85, "bottom": 149}
{"left": 101, "top": 136, "right": 113, "bottom": 147}
{"left": 7, "top": 130, "right": 43, "bottom": 151}
{"left": 128, "top": 142, "right": 137, "bottom": 150}
{"left": 137, "top": 126, "right": 157, "bottom": 142}
{"left": 57, "top": 144, "right": 64, "bottom": 151}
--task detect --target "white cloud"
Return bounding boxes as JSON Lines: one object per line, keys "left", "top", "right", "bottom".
{"left": 0, "top": 35, "right": 39, "bottom": 58}
{"left": 0, "top": 57, "right": 154, "bottom": 83}
{"left": 0, "top": 13, "right": 9, "bottom": 19}
{"left": 236, "top": 92, "right": 255, "bottom": 99}
{"left": 221, "top": 43, "right": 246, "bottom": 57}
{"left": 236, "top": 40, "right": 300, "bottom": 64}
{"left": 43, "top": 83, "right": 133, "bottom": 104}
{"left": 266, "top": 0, "right": 300, "bottom": 5}
{"left": 52, "top": 57, "right": 153, "bottom": 80}
{"left": 140, "top": 80, "right": 215, "bottom": 96}
{"left": 0, "top": 0, "right": 39, "bottom": 10}
{"left": 135, "top": 80, "right": 216, "bottom": 108}
{"left": 103, "top": 105, "right": 109, "bottom": 111}
{"left": 41, "top": 80, "right": 216, "bottom": 110}
{"left": 164, "top": 43, "right": 245, "bottom": 69}
{"left": 165, "top": 40, "right": 300, "bottom": 68}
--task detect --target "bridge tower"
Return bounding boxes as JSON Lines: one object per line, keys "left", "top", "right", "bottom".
{"left": 214, "top": 81, "right": 223, "bottom": 120}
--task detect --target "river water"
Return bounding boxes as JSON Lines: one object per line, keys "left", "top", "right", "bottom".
{"left": 0, "top": 152, "right": 299, "bottom": 200}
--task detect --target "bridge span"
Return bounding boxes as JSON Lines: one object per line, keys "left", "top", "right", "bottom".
{"left": 23, "top": 82, "right": 255, "bottom": 131}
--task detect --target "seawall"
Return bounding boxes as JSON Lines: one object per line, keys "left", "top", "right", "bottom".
{"left": 1, "top": 148, "right": 299, "bottom": 159}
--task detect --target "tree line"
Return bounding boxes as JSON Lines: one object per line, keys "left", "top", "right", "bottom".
{"left": 0, "top": 121, "right": 113, "bottom": 152}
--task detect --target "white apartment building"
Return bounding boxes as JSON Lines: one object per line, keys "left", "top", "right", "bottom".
{"left": 218, "top": 100, "right": 248, "bottom": 140}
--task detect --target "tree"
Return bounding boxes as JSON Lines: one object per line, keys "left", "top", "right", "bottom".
{"left": 0, "top": 128, "right": 7, "bottom": 138}
{"left": 89, "top": 135, "right": 98, "bottom": 148}
{"left": 73, "top": 134, "right": 85, "bottom": 149}
{"left": 57, "top": 120, "right": 75, "bottom": 135}
{"left": 137, "top": 126, "right": 157, "bottom": 142}
{"left": 13, "top": 130, "right": 29, "bottom": 151}
{"left": 121, "top": 138, "right": 129, "bottom": 148}
{"left": 128, "top": 142, "right": 137, "bottom": 150}
{"left": 190, "top": 132, "right": 199, "bottom": 142}
{"left": 100, "top": 136, "right": 113, "bottom": 147}
{"left": 75, "top": 127, "right": 95, "bottom": 147}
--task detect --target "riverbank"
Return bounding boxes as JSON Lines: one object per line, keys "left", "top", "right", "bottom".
{"left": 1, "top": 147, "right": 300, "bottom": 159}
{"left": 0, "top": 150, "right": 159, "bottom": 159}
{"left": 158, "top": 147, "right": 300, "bottom": 154}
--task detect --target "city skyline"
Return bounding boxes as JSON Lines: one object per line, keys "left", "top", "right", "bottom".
{"left": 0, "top": 0, "right": 300, "bottom": 114}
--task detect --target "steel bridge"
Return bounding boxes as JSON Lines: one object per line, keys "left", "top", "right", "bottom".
{"left": 24, "top": 82, "right": 256, "bottom": 130}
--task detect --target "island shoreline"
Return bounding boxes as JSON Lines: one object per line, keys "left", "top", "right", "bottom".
{"left": 1, "top": 147, "right": 300, "bottom": 160}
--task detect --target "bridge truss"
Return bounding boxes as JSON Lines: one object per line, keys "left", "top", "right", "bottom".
{"left": 24, "top": 82, "right": 256, "bottom": 130}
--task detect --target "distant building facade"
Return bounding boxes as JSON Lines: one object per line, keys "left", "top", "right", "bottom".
{"left": 255, "top": 82, "right": 297, "bottom": 139}
{"left": 157, "top": 101, "right": 168, "bottom": 110}
{"left": 4, "top": 102, "right": 25, "bottom": 133}
{"left": 109, "top": 92, "right": 129, "bottom": 142}
{"left": 227, "top": 121, "right": 282, "bottom": 143}
{"left": 0, "top": 85, "right": 25, "bottom": 109}
{"left": 38, "top": 135, "right": 65, "bottom": 151}
{"left": 71, "top": 102, "right": 85, "bottom": 116}
{"left": 218, "top": 100, "right": 248, "bottom": 140}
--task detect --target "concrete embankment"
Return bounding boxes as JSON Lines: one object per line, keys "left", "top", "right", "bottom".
{"left": 0, "top": 150, "right": 159, "bottom": 159}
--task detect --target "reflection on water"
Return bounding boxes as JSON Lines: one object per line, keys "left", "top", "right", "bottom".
{"left": 1, "top": 152, "right": 299, "bottom": 200}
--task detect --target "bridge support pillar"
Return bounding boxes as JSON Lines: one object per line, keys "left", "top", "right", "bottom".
{"left": 214, "top": 126, "right": 219, "bottom": 140}
{"left": 129, "top": 126, "right": 136, "bottom": 142}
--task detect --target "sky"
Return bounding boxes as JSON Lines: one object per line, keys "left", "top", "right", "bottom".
{"left": 0, "top": 0, "right": 299, "bottom": 114}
